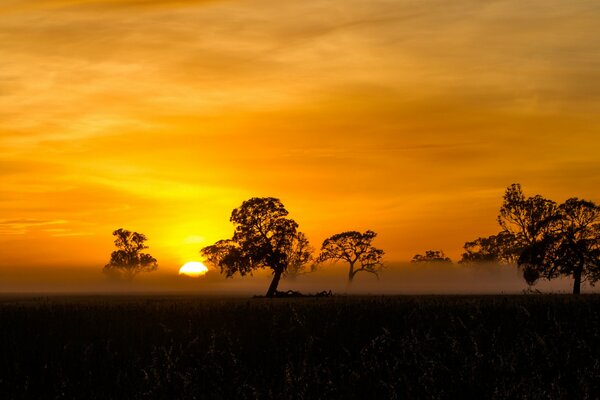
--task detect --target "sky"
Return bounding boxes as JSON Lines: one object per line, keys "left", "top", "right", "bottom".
{"left": 1, "top": 0, "right": 599, "bottom": 289}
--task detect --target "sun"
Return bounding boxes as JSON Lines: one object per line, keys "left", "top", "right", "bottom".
{"left": 179, "top": 261, "right": 209, "bottom": 278}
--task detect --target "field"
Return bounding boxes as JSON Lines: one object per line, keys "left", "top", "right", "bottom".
{"left": 1, "top": 295, "right": 600, "bottom": 399}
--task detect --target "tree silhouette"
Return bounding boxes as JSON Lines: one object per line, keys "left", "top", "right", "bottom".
{"left": 283, "top": 235, "right": 316, "bottom": 280}
{"left": 498, "top": 184, "right": 559, "bottom": 248}
{"left": 497, "top": 184, "right": 560, "bottom": 284}
{"left": 497, "top": 184, "right": 600, "bottom": 294}
{"left": 317, "top": 230, "right": 384, "bottom": 283}
{"left": 517, "top": 198, "right": 600, "bottom": 294}
{"left": 201, "top": 197, "right": 312, "bottom": 297}
{"left": 103, "top": 228, "right": 158, "bottom": 281}
{"left": 411, "top": 250, "right": 452, "bottom": 263}
{"left": 459, "top": 231, "right": 519, "bottom": 264}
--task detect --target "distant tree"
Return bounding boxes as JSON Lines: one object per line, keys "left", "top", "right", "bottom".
{"left": 201, "top": 197, "right": 313, "bottom": 297}
{"left": 283, "top": 235, "right": 316, "bottom": 280}
{"left": 317, "top": 230, "right": 384, "bottom": 283}
{"left": 104, "top": 228, "right": 158, "bottom": 281}
{"left": 411, "top": 250, "right": 452, "bottom": 264}
{"left": 459, "top": 231, "right": 519, "bottom": 264}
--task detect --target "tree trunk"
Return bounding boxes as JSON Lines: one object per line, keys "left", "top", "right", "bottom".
{"left": 573, "top": 266, "right": 583, "bottom": 295}
{"left": 125, "top": 269, "right": 135, "bottom": 285}
{"left": 348, "top": 262, "right": 355, "bottom": 285}
{"left": 265, "top": 267, "right": 283, "bottom": 297}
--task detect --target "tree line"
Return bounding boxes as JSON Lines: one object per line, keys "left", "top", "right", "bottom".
{"left": 104, "top": 184, "right": 600, "bottom": 295}
{"left": 412, "top": 184, "right": 600, "bottom": 294}
{"left": 103, "top": 197, "right": 384, "bottom": 297}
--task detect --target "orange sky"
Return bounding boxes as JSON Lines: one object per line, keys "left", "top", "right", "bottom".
{"left": 1, "top": 0, "right": 599, "bottom": 279}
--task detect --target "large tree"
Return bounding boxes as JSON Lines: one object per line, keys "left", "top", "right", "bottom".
{"left": 498, "top": 184, "right": 559, "bottom": 249}
{"left": 201, "top": 197, "right": 312, "bottom": 297}
{"left": 104, "top": 228, "right": 158, "bottom": 281}
{"left": 317, "top": 230, "right": 384, "bottom": 283}
{"left": 518, "top": 198, "right": 600, "bottom": 294}
{"left": 498, "top": 184, "right": 600, "bottom": 294}
{"left": 496, "top": 184, "right": 560, "bottom": 287}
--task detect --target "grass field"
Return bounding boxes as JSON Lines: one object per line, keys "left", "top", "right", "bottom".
{"left": 1, "top": 295, "right": 599, "bottom": 399}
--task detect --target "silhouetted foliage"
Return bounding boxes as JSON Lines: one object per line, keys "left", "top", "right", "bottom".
{"left": 411, "top": 250, "right": 452, "bottom": 264}
{"left": 283, "top": 234, "right": 316, "bottom": 280}
{"left": 498, "top": 184, "right": 559, "bottom": 248}
{"left": 201, "top": 197, "right": 313, "bottom": 297}
{"left": 459, "top": 231, "right": 519, "bottom": 264}
{"left": 103, "top": 228, "right": 158, "bottom": 281}
{"left": 498, "top": 184, "right": 600, "bottom": 294}
{"left": 317, "top": 230, "right": 384, "bottom": 283}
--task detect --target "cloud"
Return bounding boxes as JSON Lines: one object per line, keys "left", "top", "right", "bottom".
{"left": 0, "top": 219, "right": 68, "bottom": 235}
{"left": 2, "top": 0, "right": 219, "bottom": 14}
{"left": 0, "top": 0, "right": 599, "bottom": 272}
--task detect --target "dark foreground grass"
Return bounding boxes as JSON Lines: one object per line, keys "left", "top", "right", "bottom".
{"left": 1, "top": 295, "right": 600, "bottom": 399}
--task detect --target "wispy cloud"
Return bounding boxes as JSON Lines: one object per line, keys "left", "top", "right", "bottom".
{"left": 0, "top": 219, "right": 68, "bottom": 235}
{"left": 0, "top": 0, "right": 599, "bottom": 268}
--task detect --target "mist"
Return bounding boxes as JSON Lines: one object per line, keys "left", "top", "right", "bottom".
{"left": 0, "top": 262, "right": 591, "bottom": 295}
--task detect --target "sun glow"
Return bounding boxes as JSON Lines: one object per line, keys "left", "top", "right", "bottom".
{"left": 179, "top": 261, "right": 209, "bottom": 278}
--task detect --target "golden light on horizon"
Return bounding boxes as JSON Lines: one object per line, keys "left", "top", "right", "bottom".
{"left": 179, "top": 261, "right": 209, "bottom": 278}
{"left": 0, "top": 0, "right": 599, "bottom": 275}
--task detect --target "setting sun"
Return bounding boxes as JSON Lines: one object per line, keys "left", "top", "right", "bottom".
{"left": 179, "top": 262, "right": 209, "bottom": 278}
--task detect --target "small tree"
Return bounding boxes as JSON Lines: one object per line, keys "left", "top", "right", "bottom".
{"left": 411, "top": 250, "right": 452, "bottom": 264}
{"left": 317, "top": 230, "right": 384, "bottom": 283}
{"left": 283, "top": 234, "right": 316, "bottom": 280}
{"left": 201, "top": 197, "right": 312, "bottom": 297}
{"left": 104, "top": 228, "right": 158, "bottom": 281}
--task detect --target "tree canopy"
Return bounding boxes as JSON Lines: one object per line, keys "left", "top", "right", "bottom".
{"left": 459, "top": 232, "right": 519, "bottom": 264}
{"left": 317, "top": 230, "right": 384, "bottom": 283}
{"left": 201, "top": 197, "right": 312, "bottom": 297}
{"left": 103, "top": 228, "right": 158, "bottom": 281}
{"left": 494, "top": 184, "right": 600, "bottom": 294}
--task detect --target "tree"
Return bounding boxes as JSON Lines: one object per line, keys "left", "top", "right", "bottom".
{"left": 498, "top": 183, "right": 559, "bottom": 248}
{"left": 201, "top": 197, "right": 313, "bottom": 297}
{"left": 497, "top": 184, "right": 600, "bottom": 294}
{"left": 497, "top": 184, "right": 560, "bottom": 286}
{"left": 459, "top": 231, "right": 519, "bottom": 264}
{"left": 518, "top": 198, "right": 600, "bottom": 294}
{"left": 104, "top": 228, "right": 158, "bottom": 281}
{"left": 411, "top": 250, "right": 452, "bottom": 264}
{"left": 283, "top": 234, "right": 316, "bottom": 280}
{"left": 317, "top": 230, "right": 384, "bottom": 283}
